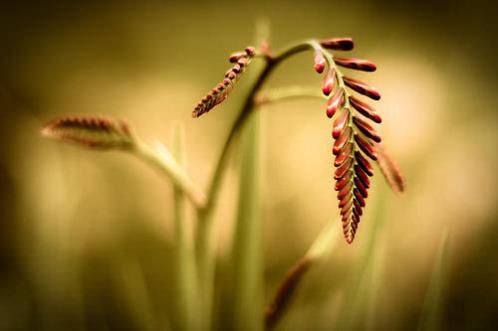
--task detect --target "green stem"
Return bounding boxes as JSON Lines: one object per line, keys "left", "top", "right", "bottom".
{"left": 194, "top": 39, "right": 321, "bottom": 329}
{"left": 256, "top": 86, "right": 326, "bottom": 106}
{"left": 172, "top": 125, "right": 201, "bottom": 330}
{"left": 132, "top": 138, "right": 206, "bottom": 208}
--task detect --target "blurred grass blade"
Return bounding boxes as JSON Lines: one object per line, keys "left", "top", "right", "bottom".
{"left": 417, "top": 228, "right": 450, "bottom": 331}
{"left": 231, "top": 109, "right": 263, "bottom": 331}
{"left": 169, "top": 124, "right": 201, "bottom": 330}
{"left": 265, "top": 218, "right": 339, "bottom": 330}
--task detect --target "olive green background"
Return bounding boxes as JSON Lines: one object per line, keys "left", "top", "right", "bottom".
{"left": 0, "top": 0, "right": 497, "bottom": 330}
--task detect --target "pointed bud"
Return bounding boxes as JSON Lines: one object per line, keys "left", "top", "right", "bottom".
{"left": 343, "top": 77, "right": 381, "bottom": 100}
{"left": 375, "top": 144, "right": 405, "bottom": 194}
{"left": 355, "top": 151, "right": 374, "bottom": 176}
{"left": 320, "top": 38, "right": 354, "bottom": 51}
{"left": 326, "top": 89, "right": 344, "bottom": 118}
{"left": 334, "top": 57, "right": 377, "bottom": 72}
{"left": 332, "top": 127, "right": 351, "bottom": 155}
{"left": 349, "top": 96, "right": 382, "bottom": 123}
{"left": 229, "top": 52, "right": 247, "bottom": 63}
{"left": 354, "top": 134, "right": 377, "bottom": 160}
{"left": 314, "top": 51, "right": 326, "bottom": 74}
{"left": 354, "top": 164, "right": 370, "bottom": 188}
{"left": 322, "top": 68, "right": 336, "bottom": 96}
{"left": 353, "top": 116, "right": 382, "bottom": 143}
{"left": 332, "top": 109, "right": 349, "bottom": 139}
{"left": 245, "top": 46, "right": 256, "bottom": 57}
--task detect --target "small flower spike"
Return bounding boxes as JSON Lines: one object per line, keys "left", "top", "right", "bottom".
{"left": 312, "top": 38, "right": 399, "bottom": 243}
{"left": 192, "top": 47, "right": 256, "bottom": 118}
{"left": 41, "top": 115, "right": 134, "bottom": 149}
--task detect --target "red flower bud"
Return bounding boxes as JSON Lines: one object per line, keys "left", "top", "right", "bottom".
{"left": 314, "top": 51, "right": 326, "bottom": 74}
{"left": 354, "top": 134, "right": 377, "bottom": 161}
{"left": 343, "top": 77, "right": 381, "bottom": 100}
{"left": 320, "top": 38, "right": 354, "bottom": 51}
{"left": 353, "top": 116, "right": 382, "bottom": 143}
{"left": 332, "top": 109, "right": 349, "bottom": 139}
{"left": 333, "top": 127, "right": 351, "bottom": 155}
{"left": 334, "top": 57, "right": 377, "bottom": 72}
{"left": 326, "top": 89, "right": 344, "bottom": 118}
{"left": 349, "top": 96, "right": 382, "bottom": 123}
{"left": 322, "top": 68, "right": 336, "bottom": 96}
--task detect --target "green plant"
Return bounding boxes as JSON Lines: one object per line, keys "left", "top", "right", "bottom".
{"left": 41, "top": 33, "right": 404, "bottom": 330}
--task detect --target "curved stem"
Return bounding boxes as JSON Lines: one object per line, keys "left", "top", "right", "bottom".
{"left": 194, "top": 39, "right": 321, "bottom": 328}
{"left": 256, "top": 86, "right": 326, "bottom": 106}
{"left": 133, "top": 138, "right": 206, "bottom": 208}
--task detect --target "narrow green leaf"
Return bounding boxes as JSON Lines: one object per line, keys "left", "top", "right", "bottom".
{"left": 417, "top": 228, "right": 450, "bottom": 331}
{"left": 231, "top": 109, "right": 263, "bottom": 331}
{"left": 171, "top": 124, "right": 201, "bottom": 330}
{"left": 265, "top": 218, "right": 340, "bottom": 330}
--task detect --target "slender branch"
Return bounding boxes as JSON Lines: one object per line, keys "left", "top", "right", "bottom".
{"left": 255, "top": 86, "right": 326, "bottom": 106}
{"left": 194, "top": 39, "right": 321, "bottom": 329}
{"left": 133, "top": 138, "right": 206, "bottom": 208}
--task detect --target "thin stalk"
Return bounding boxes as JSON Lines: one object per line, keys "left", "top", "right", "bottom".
{"left": 171, "top": 125, "right": 201, "bottom": 330}
{"left": 417, "top": 228, "right": 450, "bottom": 331}
{"left": 231, "top": 110, "right": 263, "bottom": 330}
{"left": 255, "top": 86, "right": 326, "bottom": 106}
{"left": 132, "top": 138, "right": 206, "bottom": 208}
{"left": 194, "top": 39, "right": 320, "bottom": 329}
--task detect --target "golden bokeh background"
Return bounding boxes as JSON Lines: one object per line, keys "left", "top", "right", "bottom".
{"left": 0, "top": 0, "right": 497, "bottom": 329}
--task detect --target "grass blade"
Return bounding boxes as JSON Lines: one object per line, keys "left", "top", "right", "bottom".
{"left": 231, "top": 109, "right": 263, "bottom": 331}
{"left": 265, "top": 218, "right": 340, "bottom": 330}
{"left": 417, "top": 228, "right": 450, "bottom": 331}
{"left": 171, "top": 124, "right": 201, "bottom": 330}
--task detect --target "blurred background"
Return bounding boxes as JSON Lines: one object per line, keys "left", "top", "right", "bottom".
{"left": 0, "top": 0, "right": 497, "bottom": 330}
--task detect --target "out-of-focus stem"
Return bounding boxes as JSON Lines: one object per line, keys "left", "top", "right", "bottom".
{"left": 132, "top": 138, "right": 206, "bottom": 209}
{"left": 195, "top": 39, "right": 322, "bottom": 330}
{"left": 264, "top": 218, "right": 339, "bottom": 330}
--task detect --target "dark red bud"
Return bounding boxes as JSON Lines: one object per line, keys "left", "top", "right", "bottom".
{"left": 245, "top": 46, "right": 256, "bottom": 57}
{"left": 343, "top": 77, "right": 381, "bottom": 100}
{"left": 320, "top": 38, "right": 354, "bottom": 51}
{"left": 334, "top": 57, "right": 377, "bottom": 72}
{"left": 349, "top": 96, "right": 382, "bottom": 123}
{"left": 338, "top": 181, "right": 353, "bottom": 200}
{"left": 354, "top": 134, "right": 378, "bottom": 160}
{"left": 333, "top": 127, "right": 351, "bottom": 155}
{"left": 232, "top": 64, "right": 242, "bottom": 74}
{"left": 335, "top": 171, "right": 352, "bottom": 191}
{"left": 229, "top": 52, "right": 246, "bottom": 63}
{"left": 355, "top": 151, "right": 374, "bottom": 176}
{"left": 353, "top": 116, "right": 382, "bottom": 143}
{"left": 354, "top": 164, "right": 370, "bottom": 188}
{"left": 339, "top": 192, "right": 352, "bottom": 208}
{"left": 354, "top": 189, "right": 365, "bottom": 207}
{"left": 354, "top": 177, "right": 368, "bottom": 198}
{"left": 334, "top": 157, "right": 353, "bottom": 179}
{"left": 353, "top": 200, "right": 363, "bottom": 215}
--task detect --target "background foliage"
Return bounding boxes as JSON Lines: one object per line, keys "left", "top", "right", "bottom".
{"left": 0, "top": 0, "right": 497, "bottom": 329}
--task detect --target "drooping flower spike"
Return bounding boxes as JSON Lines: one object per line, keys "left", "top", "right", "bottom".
{"left": 314, "top": 38, "right": 395, "bottom": 243}
{"left": 192, "top": 47, "right": 256, "bottom": 118}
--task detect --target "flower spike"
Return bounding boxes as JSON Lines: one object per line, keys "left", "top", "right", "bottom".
{"left": 193, "top": 46, "right": 256, "bottom": 118}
